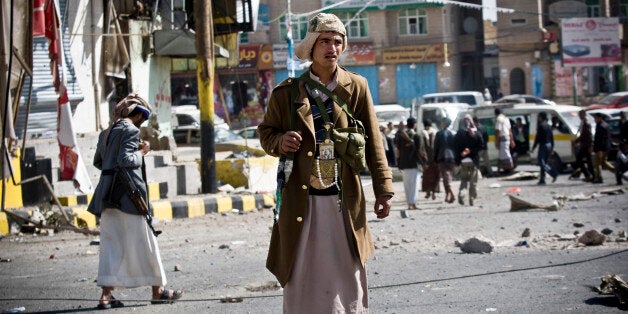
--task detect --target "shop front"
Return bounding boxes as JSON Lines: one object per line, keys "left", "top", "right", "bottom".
{"left": 216, "top": 44, "right": 275, "bottom": 129}
{"left": 381, "top": 44, "right": 444, "bottom": 109}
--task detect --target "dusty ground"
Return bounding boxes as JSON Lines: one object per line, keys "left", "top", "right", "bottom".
{"left": 0, "top": 168, "right": 626, "bottom": 313}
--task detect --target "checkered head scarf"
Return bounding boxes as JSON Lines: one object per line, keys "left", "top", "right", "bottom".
{"left": 295, "top": 13, "right": 347, "bottom": 61}
{"left": 113, "top": 92, "right": 152, "bottom": 121}
{"left": 103, "top": 93, "right": 152, "bottom": 147}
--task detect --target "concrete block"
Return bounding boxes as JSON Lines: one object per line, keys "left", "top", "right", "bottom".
{"left": 177, "top": 163, "right": 201, "bottom": 195}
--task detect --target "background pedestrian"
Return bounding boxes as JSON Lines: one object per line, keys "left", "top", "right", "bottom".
{"left": 419, "top": 118, "right": 439, "bottom": 200}
{"left": 395, "top": 117, "right": 422, "bottom": 209}
{"left": 530, "top": 112, "right": 558, "bottom": 185}
{"left": 434, "top": 117, "right": 456, "bottom": 203}
{"left": 455, "top": 115, "right": 483, "bottom": 206}
{"left": 592, "top": 112, "right": 615, "bottom": 183}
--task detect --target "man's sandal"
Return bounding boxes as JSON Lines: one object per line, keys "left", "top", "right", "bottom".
{"left": 97, "top": 296, "right": 124, "bottom": 310}
{"left": 151, "top": 289, "right": 183, "bottom": 304}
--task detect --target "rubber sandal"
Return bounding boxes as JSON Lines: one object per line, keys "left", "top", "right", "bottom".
{"left": 151, "top": 289, "right": 183, "bottom": 304}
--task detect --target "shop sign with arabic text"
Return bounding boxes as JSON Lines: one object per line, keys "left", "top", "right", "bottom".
{"left": 382, "top": 44, "right": 445, "bottom": 64}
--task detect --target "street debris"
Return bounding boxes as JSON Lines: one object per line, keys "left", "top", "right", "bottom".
{"left": 244, "top": 281, "right": 281, "bottom": 292}
{"left": 507, "top": 187, "right": 521, "bottom": 194}
{"left": 455, "top": 236, "right": 494, "bottom": 253}
{"left": 509, "top": 195, "right": 562, "bottom": 211}
{"left": 499, "top": 171, "right": 539, "bottom": 181}
{"left": 601, "top": 228, "right": 613, "bottom": 235}
{"left": 574, "top": 223, "right": 585, "bottom": 228}
{"left": 174, "top": 264, "right": 182, "bottom": 271}
{"left": 400, "top": 209, "right": 409, "bottom": 219}
{"left": 554, "top": 187, "right": 625, "bottom": 202}
{"left": 578, "top": 230, "right": 606, "bottom": 246}
{"left": 521, "top": 228, "right": 531, "bottom": 237}
{"left": 0, "top": 258, "right": 11, "bottom": 263}
{"left": 220, "top": 296, "right": 243, "bottom": 303}
{"left": 1, "top": 307, "right": 25, "bottom": 313}
{"left": 594, "top": 274, "right": 628, "bottom": 308}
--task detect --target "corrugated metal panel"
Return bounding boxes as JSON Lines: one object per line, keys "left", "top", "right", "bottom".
{"left": 16, "top": 0, "right": 84, "bottom": 140}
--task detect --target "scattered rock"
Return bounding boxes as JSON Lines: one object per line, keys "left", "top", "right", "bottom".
{"left": 573, "top": 223, "right": 585, "bottom": 228}
{"left": 552, "top": 218, "right": 558, "bottom": 222}
{"left": 174, "top": 264, "right": 182, "bottom": 271}
{"left": 515, "top": 240, "right": 528, "bottom": 247}
{"left": 574, "top": 230, "right": 580, "bottom": 235}
{"left": 619, "top": 231, "right": 626, "bottom": 238}
{"left": 49, "top": 254, "right": 55, "bottom": 259}
{"left": 455, "top": 236, "right": 494, "bottom": 254}
{"left": 521, "top": 228, "right": 531, "bottom": 237}
{"left": 601, "top": 228, "right": 613, "bottom": 235}
{"left": 0, "top": 258, "right": 12, "bottom": 263}
{"left": 218, "top": 244, "right": 230, "bottom": 249}
{"left": 89, "top": 239, "right": 100, "bottom": 246}
{"left": 556, "top": 234, "right": 577, "bottom": 241}
{"left": 616, "top": 218, "right": 622, "bottom": 223}
{"left": 578, "top": 230, "right": 606, "bottom": 246}
{"left": 220, "top": 296, "right": 243, "bottom": 303}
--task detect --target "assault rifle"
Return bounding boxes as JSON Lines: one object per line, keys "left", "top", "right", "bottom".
{"left": 115, "top": 166, "right": 162, "bottom": 237}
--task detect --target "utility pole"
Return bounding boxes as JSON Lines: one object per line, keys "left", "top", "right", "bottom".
{"left": 286, "top": 0, "right": 295, "bottom": 77}
{"left": 195, "top": 0, "right": 217, "bottom": 193}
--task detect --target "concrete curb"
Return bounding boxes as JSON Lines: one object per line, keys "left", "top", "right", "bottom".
{"left": 0, "top": 193, "right": 276, "bottom": 234}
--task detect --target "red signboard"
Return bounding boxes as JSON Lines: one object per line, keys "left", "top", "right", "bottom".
{"left": 340, "top": 43, "right": 375, "bottom": 66}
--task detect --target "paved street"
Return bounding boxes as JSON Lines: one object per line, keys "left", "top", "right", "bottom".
{"left": 0, "top": 168, "right": 626, "bottom": 313}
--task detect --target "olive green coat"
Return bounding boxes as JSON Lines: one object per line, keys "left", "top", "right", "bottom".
{"left": 257, "top": 67, "right": 394, "bottom": 287}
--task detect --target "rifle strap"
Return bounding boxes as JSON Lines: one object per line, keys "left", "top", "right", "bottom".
{"left": 299, "top": 73, "right": 359, "bottom": 126}
{"left": 286, "top": 77, "right": 299, "bottom": 161}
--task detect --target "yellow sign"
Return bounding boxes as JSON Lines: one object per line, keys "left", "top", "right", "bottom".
{"left": 382, "top": 44, "right": 445, "bottom": 64}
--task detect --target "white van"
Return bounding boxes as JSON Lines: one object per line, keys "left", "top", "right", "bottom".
{"left": 420, "top": 91, "right": 489, "bottom": 107}
{"left": 414, "top": 102, "right": 470, "bottom": 134}
{"left": 469, "top": 104, "right": 593, "bottom": 170}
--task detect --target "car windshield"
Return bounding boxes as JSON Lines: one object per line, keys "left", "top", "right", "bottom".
{"left": 560, "top": 110, "right": 591, "bottom": 134}
{"left": 599, "top": 94, "right": 621, "bottom": 105}
{"left": 215, "top": 128, "right": 243, "bottom": 142}
{"left": 376, "top": 110, "right": 409, "bottom": 123}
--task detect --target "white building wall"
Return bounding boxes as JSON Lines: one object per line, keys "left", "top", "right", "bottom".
{"left": 66, "top": 0, "right": 104, "bottom": 133}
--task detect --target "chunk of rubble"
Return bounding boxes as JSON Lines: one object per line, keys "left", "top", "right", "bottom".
{"left": 594, "top": 274, "right": 628, "bottom": 307}
{"left": 455, "top": 236, "right": 494, "bottom": 254}
{"left": 509, "top": 195, "right": 562, "bottom": 211}
{"left": 578, "top": 230, "right": 606, "bottom": 246}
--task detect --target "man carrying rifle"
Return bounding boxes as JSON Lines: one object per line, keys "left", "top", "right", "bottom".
{"left": 88, "top": 93, "right": 182, "bottom": 309}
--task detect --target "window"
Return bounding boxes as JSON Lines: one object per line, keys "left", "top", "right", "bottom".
{"left": 398, "top": 9, "right": 427, "bottom": 35}
{"left": 587, "top": 5, "right": 601, "bottom": 17}
{"left": 280, "top": 15, "right": 308, "bottom": 41}
{"left": 336, "top": 12, "right": 369, "bottom": 38}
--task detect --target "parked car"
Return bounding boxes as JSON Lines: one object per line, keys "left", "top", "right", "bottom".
{"left": 585, "top": 91, "right": 628, "bottom": 110}
{"left": 494, "top": 94, "right": 557, "bottom": 106}
{"left": 373, "top": 104, "right": 410, "bottom": 128}
{"left": 587, "top": 108, "right": 628, "bottom": 143}
{"left": 420, "top": 91, "right": 489, "bottom": 107}
{"left": 234, "top": 126, "right": 260, "bottom": 139}
{"left": 172, "top": 106, "right": 229, "bottom": 144}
